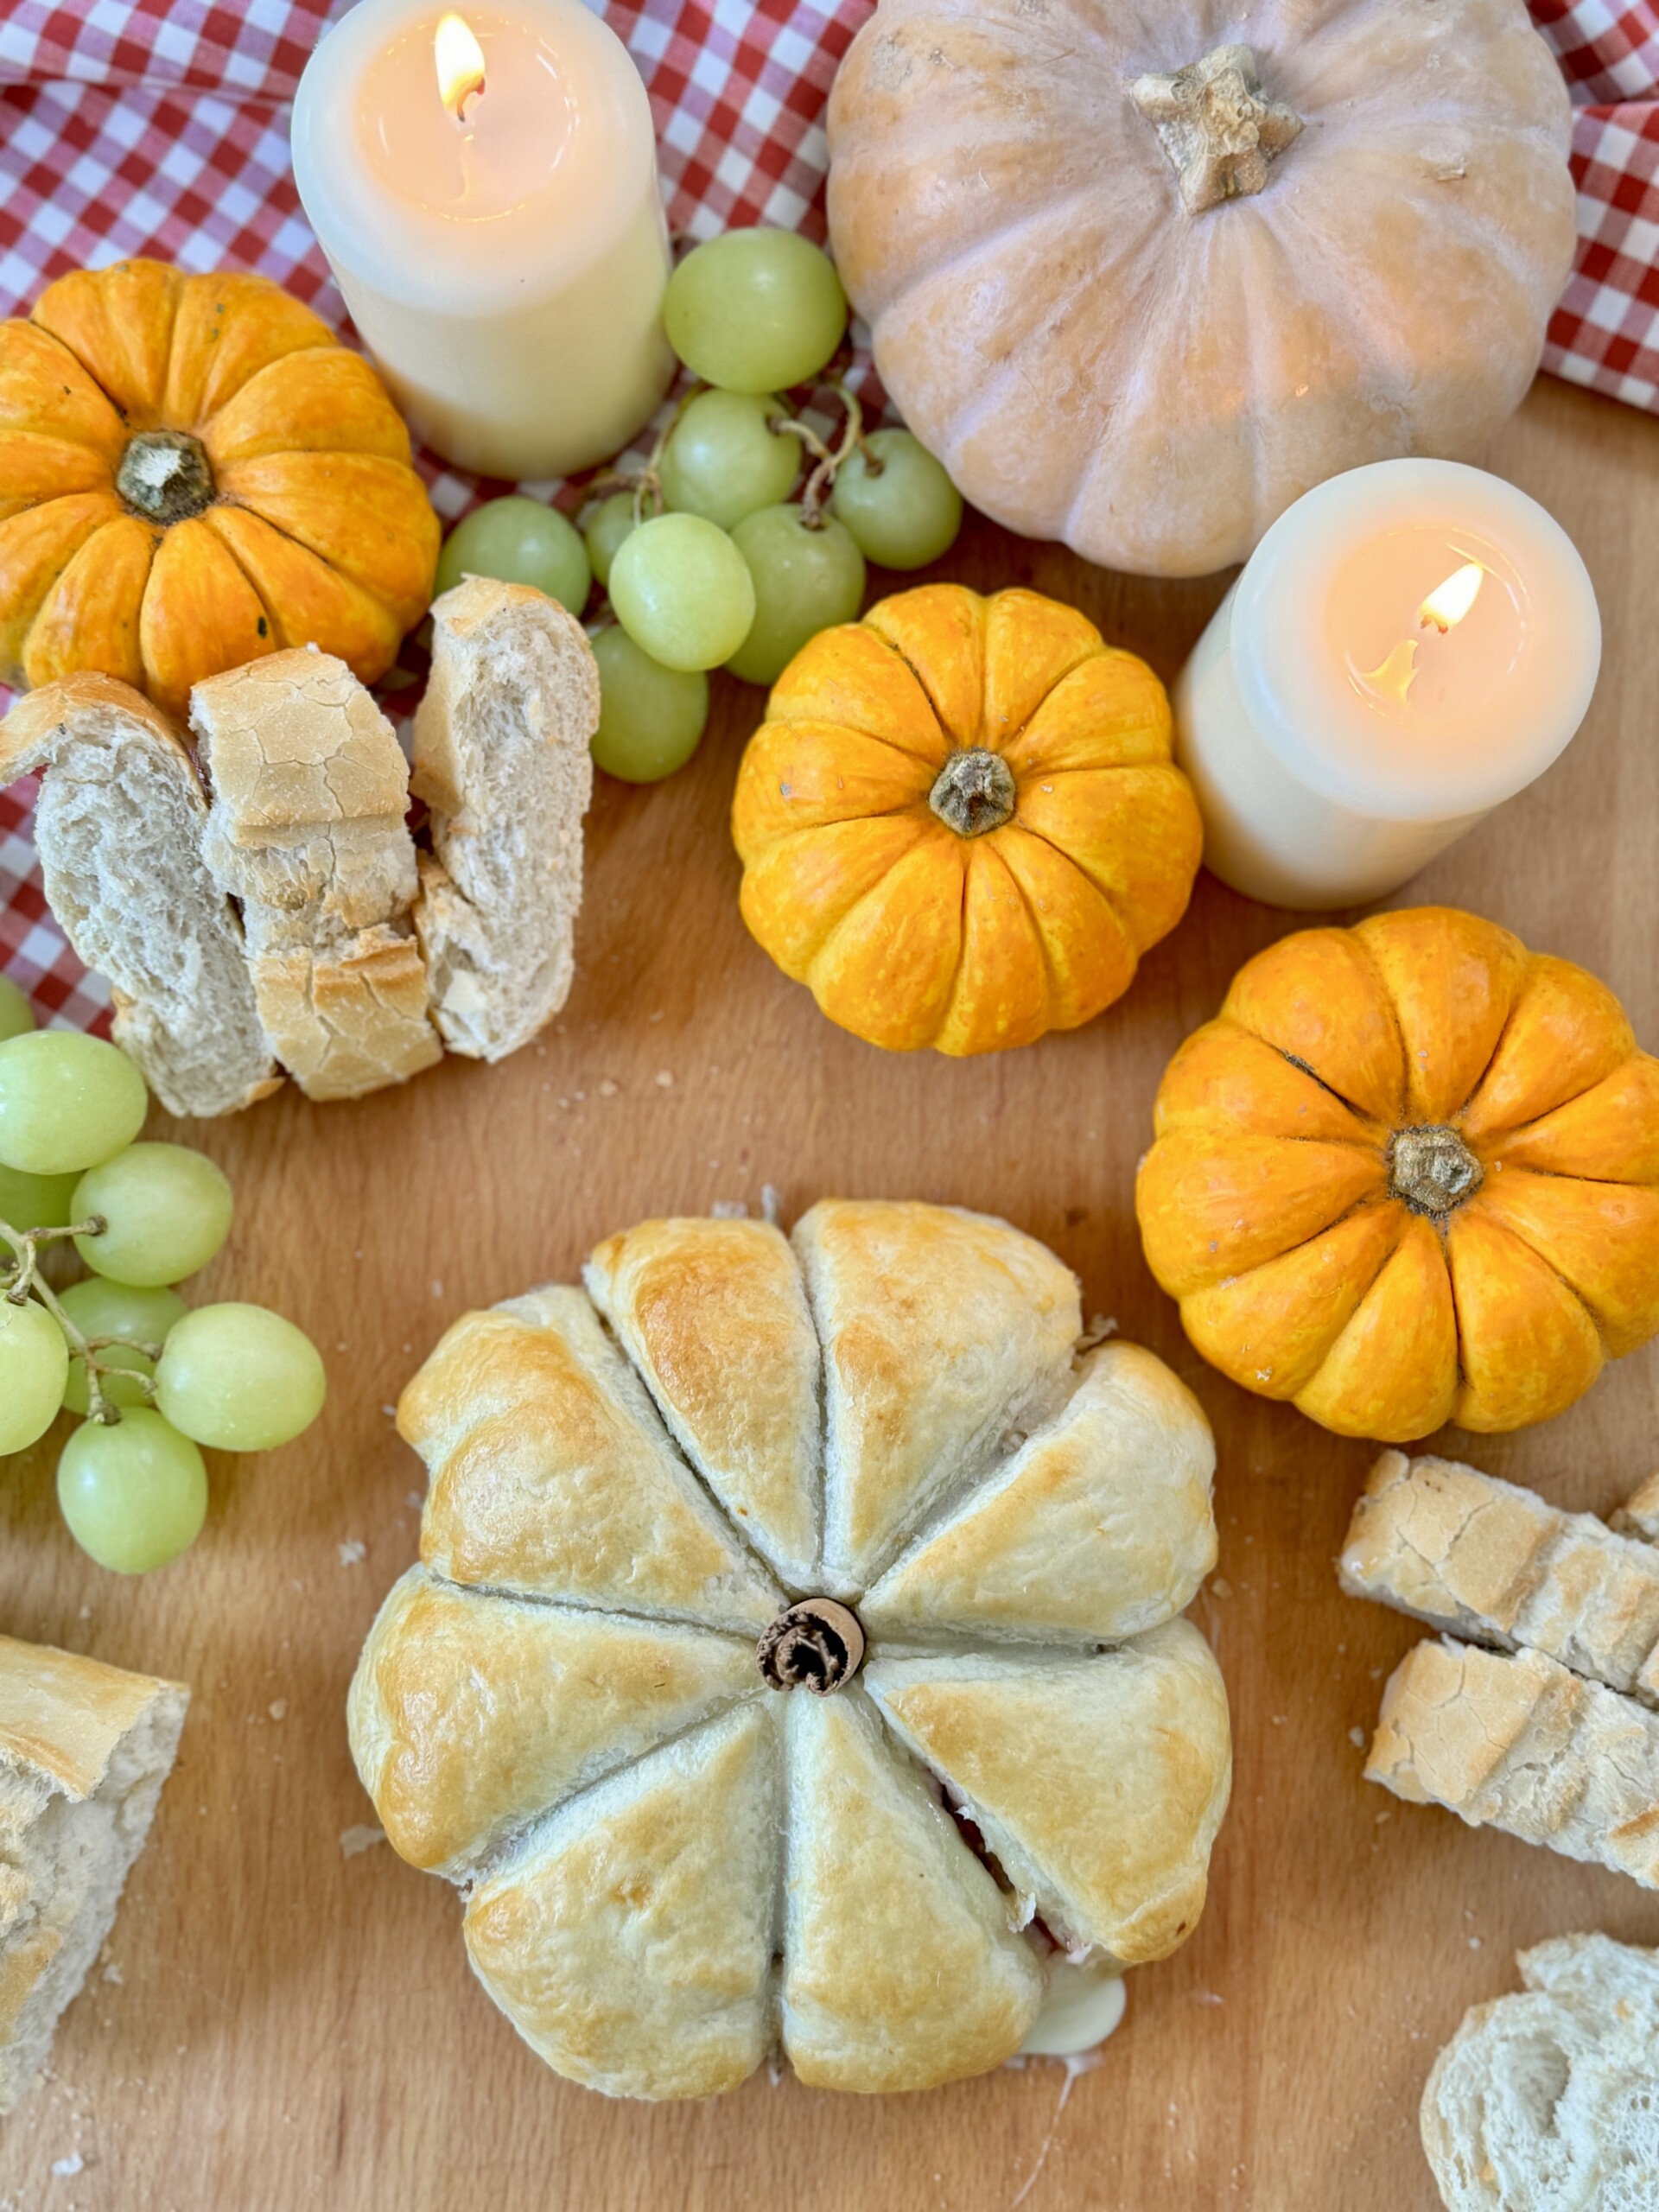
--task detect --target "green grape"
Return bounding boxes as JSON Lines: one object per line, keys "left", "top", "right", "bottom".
{"left": 0, "top": 977, "right": 34, "bottom": 1044}
{"left": 608, "top": 513, "right": 756, "bottom": 673}
{"left": 725, "top": 505, "right": 866, "bottom": 687}
{"left": 435, "top": 496, "right": 592, "bottom": 613}
{"left": 71, "top": 1142, "right": 233, "bottom": 1287}
{"left": 659, "top": 391, "right": 800, "bottom": 530}
{"left": 156, "top": 1302, "right": 326, "bottom": 1452}
{"left": 0, "top": 1296, "right": 69, "bottom": 1455}
{"left": 0, "top": 1160, "right": 81, "bottom": 1234}
{"left": 57, "top": 1408, "right": 207, "bottom": 1573}
{"left": 590, "top": 626, "right": 709, "bottom": 784}
{"left": 57, "top": 1279, "right": 188, "bottom": 1417}
{"left": 830, "top": 429, "right": 963, "bottom": 570}
{"left": 665, "top": 231, "right": 849, "bottom": 394}
{"left": 0, "top": 1031, "right": 147, "bottom": 1177}
{"left": 584, "top": 492, "right": 639, "bottom": 589}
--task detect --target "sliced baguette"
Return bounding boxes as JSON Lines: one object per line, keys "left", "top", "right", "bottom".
{"left": 411, "top": 578, "right": 598, "bottom": 1062}
{"left": 0, "top": 676, "right": 279, "bottom": 1117}
{"left": 0, "top": 1634, "right": 188, "bottom": 2113}
{"left": 1612, "top": 1470, "right": 1659, "bottom": 1545}
{"left": 1366, "top": 1637, "right": 1659, "bottom": 1888}
{"left": 1421, "top": 1932, "right": 1659, "bottom": 2211}
{"left": 189, "top": 648, "right": 440, "bottom": 1101}
{"left": 1342, "top": 1450, "right": 1659, "bottom": 1703}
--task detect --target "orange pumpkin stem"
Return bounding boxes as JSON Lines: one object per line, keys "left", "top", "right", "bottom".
{"left": 756, "top": 1599, "right": 866, "bottom": 1694}
{"left": 115, "top": 429, "right": 215, "bottom": 524}
{"left": 1388, "top": 1125, "right": 1484, "bottom": 1218}
{"left": 928, "top": 747, "right": 1016, "bottom": 838}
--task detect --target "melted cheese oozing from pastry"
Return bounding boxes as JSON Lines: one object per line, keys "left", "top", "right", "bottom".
{"left": 1018, "top": 1954, "right": 1127, "bottom": 2057}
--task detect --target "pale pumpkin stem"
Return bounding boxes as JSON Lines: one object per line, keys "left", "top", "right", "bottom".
{"left": 1130, "top": 44, "right": 1303, "bottom": 217}
{"left": 756, "top": 1600, "right": 866, "bottom": 1694}
{"left": 1389, "top": 1126, "right": 1484, "bottom": 1217}
{"left": 929, "top": 748, "right": 1017, "bottom": 838}
{"left": 116, "top": 429, "right": 216, "bottom": 524}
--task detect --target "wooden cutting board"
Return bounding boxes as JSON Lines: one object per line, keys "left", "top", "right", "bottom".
{"left": 3, "top": 374, "right": 1658, "bottom": 2212}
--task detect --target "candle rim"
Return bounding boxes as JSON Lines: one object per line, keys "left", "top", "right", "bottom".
{"left": 1231, "top": 459, "right": 1601, "bottom": 823}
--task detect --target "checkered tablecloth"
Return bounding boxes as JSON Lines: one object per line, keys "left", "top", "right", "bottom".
{"left": 2, "top": 0, "right": 1656, "bottom": 1031}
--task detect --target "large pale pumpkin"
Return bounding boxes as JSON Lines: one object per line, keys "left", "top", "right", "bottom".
{"left": 0, "top": 260, "right": 438, "bottom": 716}
{"left": 826, "top": 0, "right": 1577, "bottom": 577}
{"left": 1136, "top": 910, "right": 1659, "bottom": 1441}
{"left": 731, "top": 584, "right": 1202, "bottom": 1054}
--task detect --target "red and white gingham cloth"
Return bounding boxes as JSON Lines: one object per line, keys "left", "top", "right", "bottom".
{"left": 1, "top": 0, "right": 1656, "bottom": 1030}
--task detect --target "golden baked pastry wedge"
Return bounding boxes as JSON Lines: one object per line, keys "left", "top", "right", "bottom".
{"left": 463, "top": 1701, "right": 779, "bottom": 2101}
{"left": 861, "top": 1342, "right": 1217, "bottom": 1643}
{"left": 346, "top": 1567, "right": 760, "bottom": 1879}
{"left": 779, "top": 1686, "right": 1042, "bottom": 2091}
{"left": 583, "top": 1217, "right": 821, "bottom": 1588}
{"left": 866, "top": 1620, "right": 1233, "bottom": 1965}
{"left": 792, "top": 1198, "right": 1081, "bottom": 1588}
{"left": 403, "top": 1287, "right": 782, "bottom": 1631}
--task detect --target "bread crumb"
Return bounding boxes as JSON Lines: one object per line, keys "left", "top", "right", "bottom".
{"left": 655, "top": 1069, "right": 674, "bottom": 1088}
{"left": 598, "top": 1078, "right": 619, "bottom": 1097}
{"left": 340, "top": 1824, "right": 385, "bottom": 1858}
{"left": 430, "top": 1280, "right": 444, "bottom": 1298}
{"left": 710, "top": 1199, "right": 748, "bottom": 1218}
{"left": 1210, "top": 1578, "right": 1233, "bottom": 1600}
{"left": 102, "top": 1961, "right": 123, "bottom": 1985}
{"left": 761, "top": 1183, "right": 782, "bottom": 1224}
{"left": 338, "top": 1540, "right": 366, "bottom": 1567}
{"left": 51, "top": 2153, "right": 84, "bottom": 2177}
{"left": 1349, "top": 1726, "right": 1367, "bottom": 1750}
{"left": 268, "top": 1700, "right": 288, "bottom": 1722}
{"left": 77, "top": 1605, "right": 92, "bottom": 1621}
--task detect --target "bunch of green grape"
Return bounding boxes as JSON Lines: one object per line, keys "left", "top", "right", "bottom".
{"left": 432, "top": 229, "right": 963, "bottom": 785}
{"left": 0, "top": 982, "right": 325, "bottom": 1575}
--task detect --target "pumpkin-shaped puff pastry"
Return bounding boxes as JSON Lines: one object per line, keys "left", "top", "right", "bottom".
{"left": 1137, "top": 908, "right": 1659, "bottom": 1440}
{"left": 349, "top": 1199, "right": 1232, "bottom": 2100}
{"left": 0, "top": 259, "right": 438, "bottom": 716}
{"left": 731, "top": 584, "right": 1202, "bottom": 1056}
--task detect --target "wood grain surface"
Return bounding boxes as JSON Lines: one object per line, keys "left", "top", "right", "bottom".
{"left": 3, "top": 374, "right": 1658, "bottom": 2212}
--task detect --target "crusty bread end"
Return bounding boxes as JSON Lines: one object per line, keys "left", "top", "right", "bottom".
{"left": 412, "top": 578, "right": 598, "bottom": 1063}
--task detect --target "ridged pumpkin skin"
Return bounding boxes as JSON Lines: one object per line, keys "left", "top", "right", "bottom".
{"left": 0, "top": 259, "right": 439, "bottom": 717}
{"left": 730, "top": 584, "right": 1202, "bottom": 1055}
{"left": 1136, "top": 908, "right": 1659, "bottom": 1441}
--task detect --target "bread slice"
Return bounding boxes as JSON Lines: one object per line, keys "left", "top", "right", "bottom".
{"left": 0, "top": 675, "right": 278, "bottom": 1118}
{"left": 1612, "top": 1470, "right": 1659, "bottom": 1544}
{"left": 1342, "top": 1449, "right": 1659, "bottom": 1703}
{"left": 0, "top": 1634, "right": 188, "bottom": 2113}
{"left": 1366, "top": 1637, "right": 1659, "bottom": 1887}
{"left": 189, "top": 647, "right": 439, "bottom": 1100}
{"left": 1421, "top": 1932, "right": 1659, "bottom": 2211}
{"left": 411, "top": 578, "right": 598, "bottom": 1062}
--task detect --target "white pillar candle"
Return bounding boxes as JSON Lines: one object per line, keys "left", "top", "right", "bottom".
{"left": 291, "top": 0, "right": 674, "bottom": 482}
{"left": 1172, "top": 460, "right": 1601, "bottom": 910}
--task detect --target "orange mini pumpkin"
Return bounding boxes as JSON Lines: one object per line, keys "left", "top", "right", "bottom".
{"left": 730, "top": 584, "right": 1202, "bottom": 1055}
{"left": 0, "top": 259, "right": 438, "bottom": 718}
{"left": 1136, "top": 908, "right": 1659, "bottom": 1441}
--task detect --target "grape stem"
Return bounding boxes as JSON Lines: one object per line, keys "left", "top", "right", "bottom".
{"left": 775, "top": 384, "right": 868, "bottom": 530}
{"left": 0, "top": 1211, "right": 153, "bottom": 1426}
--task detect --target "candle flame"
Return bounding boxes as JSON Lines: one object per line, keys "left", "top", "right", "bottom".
{"left": 1418, "top": 560, "right": 1484, "bottom": 635}
{"left": 435, "top": 12, "right": 486, "bottom": 122}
